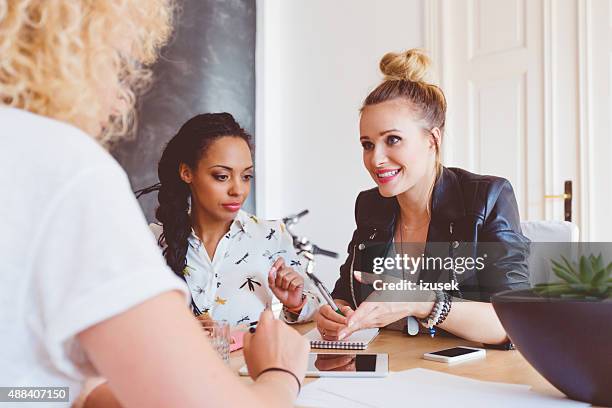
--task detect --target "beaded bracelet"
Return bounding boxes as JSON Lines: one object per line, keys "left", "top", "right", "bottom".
{"left": 420, "top": 291, "right": 452, "bottom": 337}
{"left": 436, "top": 292, "right": 452, "bottom": 326}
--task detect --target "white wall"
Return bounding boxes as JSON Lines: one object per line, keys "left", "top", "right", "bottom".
{"left": 257, "top": 0, "right": 425, "bottom": 287}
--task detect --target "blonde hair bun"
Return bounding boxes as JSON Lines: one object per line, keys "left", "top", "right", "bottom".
{"left": 379, "top": 48, "right": 431, "bottom": 83}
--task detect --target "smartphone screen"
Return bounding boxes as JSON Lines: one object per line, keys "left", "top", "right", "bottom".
{"left": 308, "top": 353, "right": 378, "bottom": 372}
{"left": 429, "top": 347, "right": 480, "bottom": 357}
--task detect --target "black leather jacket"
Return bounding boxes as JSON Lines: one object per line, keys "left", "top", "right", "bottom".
{"left": 331, "top": 167, "right": 530, "bottom": 307}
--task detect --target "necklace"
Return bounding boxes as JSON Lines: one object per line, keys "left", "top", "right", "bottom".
{"left": 401, "top": 221, "right": 430, "bottom": 231}
{"left": 399, "top": 217, "right": 406, "bottom": 281}
{"left": 399, "top": 212, "right": 430, "bottom": 231}
{"left": 397, "top": 214, "right": 427, "bottom": 280}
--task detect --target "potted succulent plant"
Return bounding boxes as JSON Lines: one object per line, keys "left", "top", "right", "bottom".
{"left": 492, "top": 254, "right": 612, "bottom": 406}
{"left": 533, "top": 254, "right": 612, "bottom": 299}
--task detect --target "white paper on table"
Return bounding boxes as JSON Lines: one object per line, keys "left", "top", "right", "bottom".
{"left": 299, "top": 368, "right": 590, "bottom": 408}
{"left": 297, "top": 381, "right": 377, "bottom": 408}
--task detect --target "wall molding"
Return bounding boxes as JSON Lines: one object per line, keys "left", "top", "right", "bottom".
{"left": 543, "top": 0, "right": 556, "bottom": 223}
{"left": 423, "top": 0, "right": 454, "bottom": 165}
{"left": 577, "top": 0, "right": 594, "bottom": 240}
{"left": 424, "top": 0, "right": 444, "bottom": 87}
{"left": 254, "top": 0, "right": 282, "bottom": 218}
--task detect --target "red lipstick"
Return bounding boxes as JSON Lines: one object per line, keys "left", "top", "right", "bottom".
{"left": 375, "top": 168, "right": 401, "bottom": 184}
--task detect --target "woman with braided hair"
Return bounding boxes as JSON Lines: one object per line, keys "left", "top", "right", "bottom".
{"left": 140, "top": 113, "right": 319, "bottom": 327}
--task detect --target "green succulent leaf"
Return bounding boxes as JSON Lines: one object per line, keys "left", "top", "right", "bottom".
{"left": 568, "top": 283, "right": 591, "bottom": 291}
{"left": 593, "top": 267, "right": 608, "bottom": 287}
{"left": 552, "top": 266, "right": 581, "bottom": 284}
{"left": 579, "top": 256, "right": 594, "bottom": 283}
{"left": 592, "top": 253, "right": 604, "bottom": 272}
{"left": 560, "top": 256, "right": 579, "bottom": 277}
{"left": 535, "top": 282, "right": 567, "bottom": 289}
{"left": 560, "top": 293, "right": 585, "bottom": 299}
{"left": 551, "top": 259, "right": 576, "bottom": 277}
{"left": 534, "top": 285, "right": 573, "bottom": 296}
{"left": 540, "top": 255, "right": 611, "bottom": 300}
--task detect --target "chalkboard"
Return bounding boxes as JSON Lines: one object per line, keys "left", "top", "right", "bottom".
{"left": 111, "top": 0, "right": 256, "bottom": 222}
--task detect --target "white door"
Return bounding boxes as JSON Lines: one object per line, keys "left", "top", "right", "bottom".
{"left": 425, "top": 0, "right": 612, "bottom": 240}
{"left": 583, "top": 0, "right": 612, "bottom": 241}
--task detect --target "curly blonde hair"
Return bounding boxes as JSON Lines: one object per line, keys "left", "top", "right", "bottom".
{"left": 0, "top": 0, "right": 176, "bottom": 146}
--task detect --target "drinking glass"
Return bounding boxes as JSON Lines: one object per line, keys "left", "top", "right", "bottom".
{"left": 200, "top": 319, "right": 230, "bottom": 364}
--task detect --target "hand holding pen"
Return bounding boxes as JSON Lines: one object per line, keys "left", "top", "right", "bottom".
{"left": 303, "top": 260, "right": 355, "bottom": 340}
{"left": 304, "top": 269, "right": 343, "bottom": 316}
{"left": 314, "top": 304, "right": 355, "bottom": 341}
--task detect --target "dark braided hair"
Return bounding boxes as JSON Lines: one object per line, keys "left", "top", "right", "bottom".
{"left": 136, "top": 113, "right": 252, "bottom": 313}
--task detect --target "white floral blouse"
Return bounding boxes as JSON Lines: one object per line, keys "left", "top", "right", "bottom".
{"left": 150, "top": 210, "right": 320, "bottom": 326}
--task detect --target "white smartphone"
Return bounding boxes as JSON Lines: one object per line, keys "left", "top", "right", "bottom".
{"left": 239, "top": 352, "right": 389, "bottom": 377}
{"left": 423, "top": 346, "right": 486, "bottom": 364}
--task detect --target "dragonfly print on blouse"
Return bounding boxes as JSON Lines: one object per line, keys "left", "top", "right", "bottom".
{"left": 199, "top": 308, "right": 211, "bottom": 319}
{"left": 262, "top": 249, "right": 287, "bottom": 263}
{"left": 236, "top": 315, "right": 250, "bottom": 325}
{"left": 235, "top": 252, "right": 249, "bottom": 265}
{"left": 240, "top": 276, "right": 262, "bottom": 292}
{"left": 266, "top": 228, "right": 276, "bottom": 240}
{"left": 224, "top": 223, "right": 251, "bottom": 241}
{"left": 192, "top": 284, "right": 205, "bottom": 300}
{"left": 182, "top": 264, "right": 196, "bottom": 277}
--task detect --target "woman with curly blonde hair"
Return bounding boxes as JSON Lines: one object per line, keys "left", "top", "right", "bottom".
{"left": 0, "top": 1, "right": 308, "bottom": 407}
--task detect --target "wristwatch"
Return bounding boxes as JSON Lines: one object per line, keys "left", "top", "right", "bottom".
{"left": 406, "top": 316, "right": 420, "bottom": 336}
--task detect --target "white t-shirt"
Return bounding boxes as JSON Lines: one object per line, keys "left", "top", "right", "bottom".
{"left": 0, "top": 108, "right": 188, "bottom": 406}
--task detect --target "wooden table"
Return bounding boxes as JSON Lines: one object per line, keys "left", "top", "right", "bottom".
{"left": 230, "top": 323, "right": 570, "bottom": 403}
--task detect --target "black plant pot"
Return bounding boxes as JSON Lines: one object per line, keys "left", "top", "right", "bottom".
{"left": 492, "top": 289, "right": 612, "bottom": 406}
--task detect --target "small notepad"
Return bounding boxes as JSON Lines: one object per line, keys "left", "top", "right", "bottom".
{"left": 305, "top": 328, "right": 379, "bottom": 350}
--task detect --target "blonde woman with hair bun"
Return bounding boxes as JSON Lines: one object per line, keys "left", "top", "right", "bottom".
{"left": 0, "top": 1, "right": 308, "bottom": 407}
{"left": 379, "top": 48, "right": 431, "bottom": 83}
{"left": 315, "top": 48, "right": 530, "bottom": 349}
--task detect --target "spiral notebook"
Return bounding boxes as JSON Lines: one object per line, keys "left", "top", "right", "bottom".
{"left": 305, "top": 328, "right": 379, "bottom": 350}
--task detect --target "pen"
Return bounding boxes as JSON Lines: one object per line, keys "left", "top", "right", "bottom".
{"left": 249, "top": 302, "right": 271, "bottom": 334}
{"left": 305, "top": 270, "right": 344, "bottom": 316}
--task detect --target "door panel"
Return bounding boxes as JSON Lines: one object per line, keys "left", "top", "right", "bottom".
{"left": 440, "top": 0, "right": 539, "bottom": 222}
